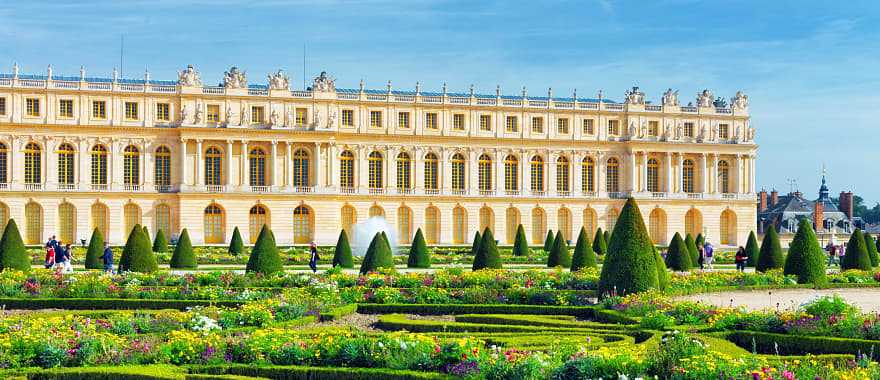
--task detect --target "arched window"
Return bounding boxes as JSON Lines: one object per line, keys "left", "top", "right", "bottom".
{"left": 720, "top": 209, "right": 737, "bottom": 245}
{"left": 558, "top": 208, "right": 572, "bottom": 241}
{"left": 249, "top": 148, "right": 267, "bottom": 187}
{"left": 205, "top": 146, "right": 223, "bottom": 186}
{"left": 293, "top": 148, "right": 310, "bottom": 187}
{"left": 154, "top": 146, "right": 171, "bottom": 187}
{"left": 605, "top": 158, "right": 619, "bottom": 193}
{"left": 155, "top": 204, "right": 171, "bottom": 237}
{"left": 648, "top": 208, "right": 666, "bottom": 244}
{"left": 451, "top": 153, "right": 466, "bottom": 191}
{"left": 479, "top": 206, "right": 494, "bottom": 233}
{"left": 396, "top": 153, "right": 411, "bottom": 190}
{"left": 504, "top": 155, "right": 518, "bottom": 192}
{"left": 293, "top": 206, "right": 313, "bottom": 244}
{"left": 530, "top": 156, "right": 544, "bottom": 193}
{"left": 398, "top": 206, "right": 412, "bottom": 243}
{"left": 583, "top": 208, "right": 597, "bottom": 237}
{"left": 91, "top": 203, "right": 109, "bottom": 239}
{"left": 25, "top": 202, "right": 43, "bottom": 244}
{"left": 424, "top": 153, "right": 438, "bottom": 191}
{"left": 123, "top": 145, "right": 141, "bottom": 185}
{"left": 556, "top": 156, "right": 570, "bottom": 193}
{"left": 581, "top": 157, "right": 595, "bottom": 193}
{"left": 682, "top": 159, "right": 695, "bottom": 193}
{"left": 124, "top": 203, "right": 142, "bottom": 237}
{"left": 684, "top": 208, "right": 702, "bottom": 238}
{"left": 646, "top": 158, "right": 659, "bottom": 192}
{"left": 0, "top": 202, "right": 8, "bottom": 232}
{"left": 478, "top": 154, "right": 493, "bottom": 191}
{"left": 0, "top": 143, "right": 7, "bottom": 184}
{"left": 340, "top": 150, "right": 355, "bottom": 188}
{"left": 341, "top": 205, "right": 357, "bottom": 237}
{"left": 90, "top": 144, "right": 108, "bottom": 185}
{"left": 58, "top": 202, "right": 75, "bottom": 244}
{"left": 718, "top": 160, "right": 730, "bottom": 193}
{"left": 249, "top": 205, "right": 269, "bottom": 243}
{"left": 505, "top": 207, "right": 520, "bottom": 244}
{"left": 24, "top": 142, "right": 42, "bottom": 184}
{"left": 369, "top": 205, "right": 385, "bottom": 218}
{"left": 606, "top": 208, "right": 619, "bottom": 232}
{"left": 452, "top": 206, "right": 467, "bottom": 244}
{"left": 368, "top": 151, "right": 383, "bottom": 189}
{"left": 425, "top": 206, "right": 440, "bottom": 244}
{"left": 204, "top": 204, "right": 225, "bottom": 244}
{"left": 56, "top": 143, "right": 75, "bottom": 185}
{"left": 531, "top": 208, "right": 546, "bottom": 244}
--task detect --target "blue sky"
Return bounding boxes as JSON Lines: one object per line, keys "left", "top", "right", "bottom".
{"left": 1, "top": 1, "right": 878, "bottom": 203}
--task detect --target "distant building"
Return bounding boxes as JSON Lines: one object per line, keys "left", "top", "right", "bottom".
{"left": 757, "top": 173, "right": 863, "bottom": 234}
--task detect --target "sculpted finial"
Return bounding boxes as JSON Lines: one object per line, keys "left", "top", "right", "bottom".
{"left": 697, "top": 89, "right": 714, "bottom": 107}
{"left": 661, "top": 88, "right": 679, "bottom": 106}
{"left": 311, "top": 71, "right": 335, "bottom": 92}
{"left": 267, "top": 69, "right": 289, "bottom": 90}
{"left": 731, "top": 91, "right": 749, "bottom": 111}
{"left": 223, "top": 66, "right": 247, "bottom": 89}
{"left": 177, "top": 64, "right": 202, "bottom": 86}
{"left": 624, "top": 86, "right": 645, "bottom": 105}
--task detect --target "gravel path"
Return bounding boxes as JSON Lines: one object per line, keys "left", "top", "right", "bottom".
{"left": 677, "top": 288, "right": 880, "bottom": 312}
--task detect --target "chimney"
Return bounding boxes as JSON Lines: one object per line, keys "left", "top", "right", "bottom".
{"left": 758, "top": 190, "right": 768, "bottom": 212}
{"left": 770, "top": 190, "right": 779, "bottom": 208}
{"left": 813, "top": 201, "right": 824, "bottom": 232}
{"left": 839, "top": 191, "right": 854, "bottom": 219}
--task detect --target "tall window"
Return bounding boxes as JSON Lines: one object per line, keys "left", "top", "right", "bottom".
{"left": 505, "top": 116, "right": 518, "bottom": 132}
{"left": 0, "top": 98, "right": 6, "bottom": 116}
{"left": 293, "top": 206, "right": 312, "bottom": 243}
{"left": 581, "top": 157, "right": 595, "bottom": 193}
{"left": 154, "top": 146, "right": 171, "bottom": 187}
{"left": 478, "top": 154, "right": 492, "bottom": 191}
{"left": 58, "top": 203, "right": 75, "bottom": 244}
{"left": 296, "top": 108, "right": 308, "bottom": 125}
{"left": 685, "top": 209, "right": 702, "bottom": 238}
{"left": 530, "top": 156, "right": 544, "bottom": 192}
{"left": 24, "top": 142, "right": 42, "bottom": 184}
{"left": 57, "top": 143, "right": 75, "bottom": 185}
{"left": 720, "top": 209, "right": 737, "bottom": 245}
{"left": 396, "top": 152, "right": 411, "bottom": 189}
{"left": 25, "top": 202, "right": 42, "bottom": 245}
{"left": 369, "top": 111, "right": 383, "bottom": 127}
{"left": 91, "top": 203, "right": 109, "bottom": 239}
{"left": 90, "top": 145, "right": 108, "bottom": 185}
{"left": 368, "top": 151, "right": 383, "bottom": 189}
{"left": 451, "top": 153, "right": 466, "bottom": 191}
{"left": 293, "top": 149, "right": 310, "bottom": 187}
{"left": 718, "top": 124, "right": 729, "bottom": 140}
{"left": 607, "top": 120, "right": 619, "bottom": 136}
{"left": 204, "top": 204, "right": 224, "bottom": 244}
{"left": 155, "top": 204, "right": 171, "bottom": 237}
{"left": 249, "top": 148, "right": 266, "bottom": 187}
{"left": 479, "top": 206, "right": 494, "bottom": 233}
{"left": 124, "top": 203, "right": 142, "bottom": 237}
{"left": 123, "top": 145, "right": 140, "bottom": 185}
{"left": 684, "top": 122, "right": 694, "bottom": 138}
{"left": 0, "top": 203, "right": 6, "bottom": 233}
{"left": 206, "top": 104, "right": 220, "bottom": 123}
{"left": 249, "top": 205, "right": 269, "bottom": 244}
{"left": 582, "top": 119, "right": 594, "bottom": 135}
{"left": 606, "top": 158, "right": 619, "bottom": 193}
{"left": 607, "top": 208, "right": 619, "bottom": 231}
{"left": 124, "top": 102, "right": 139, "bottom": 120}
{"left": 682, "top": 159, "right": 695, "bottom": 193}
{"left": 558, "top": 208, "right": 572, "bottom": 241}
{"left": 92, "top": 101, "right": 107, "bottom": 119}
{"left": 505, "top": 207, "right": 520, "bottom": 244}
{"left": 251, "top": 106, "right": 264, "bottom": 124}
{"left": 156, "top": 103, "right": 170, "bottom": 121}
{"left": 369, "top": 205, "right": 384, "bottom": 218}
{"left": 557, "top": 118, "right": 570, "bottom": 134}
{"left": 398, "top": 206, "right": 412, "bottom": 244}
{"left": 341, "top": 109, "right": 354, "bottom": 127}
{"left": 341, "top": 205, "right": 356, "bottom": 237}
{"left": 531, "top": 208, "right": 546, "bottom": 244}
{"left": 583, "top": 208, "right": 597, "bottom": 237}
{"left": 0, "top": 143, "right": 7, "bottom": 184}
{"left": 556, "top": 156, "right": 570, "bottom": 192}
{"left": 452, "top": 206, "right": 466, "bottom": 244}
{"left": 398, "top": 112, "right": 410, "bottom": 128}
{"left": 58, "top": 99, "right": 74, "bottom": 118}
{"left": 452, "top": 114, "right": 465, "bottom": 130}
{"left": 531, "top": 117, "right": 544, "bottom": 133}
{"left": 648, "top": 208, "right": 666, "bottom": 244}
{"left": 340, "top": 150, "right": 355, "bottom": 188}
{"left": 648, "top": 121, "right": 659, "bottom": 137}
{"left": 26, "top": 98, "right": 40, "bottom": 117}
{"left": 425, "top": 113, "right": 438, "bottom": 129}
{"left": 504, "top": 155, "right": 518, "bottom": 192}
{"left": 646, "top": 158, "right": 659, "bottom": 192}
{"left": 425, "top": 207, "right": 440, "bottom": 244}
{"left": 718, "top": 161, "right": 730, "bottom": 193}
{"left": 479, "top": 115, "right": 491, "bottom": 131}
{"left": 424, "top": 153, "right": 438, "bottom": 191}
{"left": 205, "top": 146, "right": 222, "bottom": 186}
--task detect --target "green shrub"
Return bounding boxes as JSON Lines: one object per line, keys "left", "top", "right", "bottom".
{"left": 470, "top": 231, "right": 482, "bottom": 256}
{"left": 571, "top": 227, "right": 596, "bottom": 271}
{"left": 0, "top": 220, "right": 30, "bottom": 272}
{"left": 664, "top": 232, "right": 691, "bottom": 271}
{"left": 543, "top": 230, "right": 555, "bottom": 252}
{"left": 84, "top": 228, "right": 105, "bottom": 270}
{"left": 598, "top": 198, "right": 659, "bottom": 297}
{"left": 592, "top": 228, "right": 607, "bottom": 256}
{"left": 406, "top": 228, "right": 430, "bottom": 268}
{"left": 725, "top": 331, "right": 880, "bottom": 356}
{"left": 547, "top": 230, "right": 571, "bottom": 268}
{"left": 654, "top": 247, "right": 667, "bottom": 290}
{"left": 332, "top": 230, "right": 354, "bottom": 268}
{"left": 246, "top": 225, "right": 283, "bottom": 275}
{"left": 745, "top": 231, "right": 760, "bottom": 267}
{"left": 118, "top": 225, "right": 158, "bottom": 273}
{"left": 152, "top": 229, "right": 168, "bottom": 253}
{"left": 473, "top": 228, "right": 502, "bottom": 270}
{"left": 141, "top": 226, "right": 150, "bottom": 246}
{"left": 603, "top": 230, "right": 612, "bottom": 248}
{"left": 360, "top": 232, "right": 394, "bottom": 274}
{"left": 228, "top": 227, "right": 244, "bottom": 256}
{"left": 684, "top": 233, "right": 699, "bottom": 265}
{"left": 169, "top": 229, "right": 197, "bottom": 269}
{"left": 0, "top": 297, "right": 241, "bottom": 310}
{"left": 695, "top": 233, "right": 705, "bottom": 249}
{"left": 864, "top": 233, "right": 879, "bottom": 267}
{"left": 841, "top": 229, "right": 871, "bottom": 271}
{"left": 512, "top": 224, "right": 529, "bottom": 257}
{"left": 783, "top": 219, "right": 826, "bottom": 285}
{"left": 192, "top": 364, "right": 450, "bottom": 380}
{"left": 756, "top": 227, "right": 784, "bottom": 272}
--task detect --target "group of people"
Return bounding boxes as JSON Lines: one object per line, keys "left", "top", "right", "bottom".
{"left": 44, "top": 235, "right": 115, "bottom": 274}
{"left": 824, "top": 241, "right": 847, "bottom": 267}
{"left": 695, "top": 241, "right": 716, "bottom": 270}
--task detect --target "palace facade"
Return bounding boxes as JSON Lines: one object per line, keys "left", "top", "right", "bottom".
{"left": 0, "top": 64, "right": 757, "bottom": 247}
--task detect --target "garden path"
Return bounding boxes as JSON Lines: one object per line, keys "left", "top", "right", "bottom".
{"left": 677, "top": 288, "right": 880, "bottom": 312}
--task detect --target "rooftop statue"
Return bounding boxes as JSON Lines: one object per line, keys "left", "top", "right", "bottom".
{"left": 223, "top": 66, "right": 247, "bottom": 89}
{"left": 731, "top": 91, "right": 749, "bottom": 111}
{"left": 177, "top": 65, "right": 202, "bottom": 87}
{"left": 713, "top": 96, "right": 728, "bottom": 108}
{"left": 624, "top": 86, "right": 645, "bottom": 105}
{"left": 697, "top": 89, "right": 713, "bottom": 107}
{"left": 311, "top": 71, "right": 336, "bottom": 92}
{"left": 661, "top": 88, "right": 679, "bottom": 106}
{"left": 267, "top": 69, "right": 289, "bottom": 90}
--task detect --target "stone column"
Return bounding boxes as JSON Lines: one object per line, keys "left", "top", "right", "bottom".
{"left": 327, "top": 143, "right": 336, "bottom": 189}
{"left": 468, "top": 150, "right": 478, "bottom": 195}
{"left": 414, "top": 147, "right": 424, "bottom": 192}
{"left": 358, "top": 146, "right": 369, "bottom": 191}
{"left": 144, "top": 141, "right": 153, "bottom": 188}
{"left": 640, "top": 152, "right": 648, "bottom": 192}
{"left": 110, "top": 140, "right": 121, "bottom": 187}
{"left": 285, "top": 142, "right": 292, "bottom": 189}
{"left": 241, "top": 140, "right": 249, "bottom": 188}
{"left": 195, "top": 140, "right": 203, "bottom": 186}
{"left": 547, "top": 151, "right": 557, "bottom": 196}
{"left": 46, "top": 139, "right": 57, "bottom": 187}
{"left": 386, "top": 146, "right": 395, "bottom": 191}
{"left": 699, "top": 153, "right": 708, "bottom": 193}
{"left": 520, "top": 149, "right": 529, "bottom": 193}
{"left": 736, "top": 154, "right": 743, "bottom": 194}
{"left": 77, "top": 139, "right": 88, "bottom": 189}
{"left": 628, "top": 150, "right": 636, "bottom": 193}
{"left": 596, "top": 152, "right": 606, "bottom": 194}
{"left": 665, "top": 152, "right": 673, "bottom": 193}
{"left": 572, "top": 151, "right": 582, "bottom": 195}
{"left": 314, "top": 142, "right": 323, "bottom": 189}
{"left": 750, "top": 154, "right": 756, "bottom": 193}
{"left": 676, "top": 153, "right": 684, "bottom": 193}
{"left": 225, "top": 140, "right": 233, "bottom": 187}
{"left": 495, "top": 149, "right": 504, "bottom": 193}
{"left": 179, "top": 138, "right": 187, "bottom": 187}
{"left": 270, "top": 141, "right": 278, "bottom": 188}
{"left": 711, "top": 153, "right": 719, "bottom": 193}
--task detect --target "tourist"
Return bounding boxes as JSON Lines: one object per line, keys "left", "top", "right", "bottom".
{"left": 54, "top": 242, "right": 67, "bottom": 272}
{"left": 44, "top": 244, "right": 56, "bottom": 269}
{"left": 734, "top": 246, "right": 747, "bottom": 272}
{"left": 697, "top": 246, "right": 705, "bottom": 270}
{"left": 61, "top": 243, "right": 74, "bottom": 273}
{"left": 45, "top": 235, "right": 59, "bottom": 256}
{"left": 102, "top": 242, "right": 114, "bottom": 274}
{"left": 827, "top": 244, "right": 838, "bottom": 267}
{"left": 703, "top": 241, "right": 714, "bottom": 270}
{"left": 308, "top": 242, "right": 319, "bottom": 273}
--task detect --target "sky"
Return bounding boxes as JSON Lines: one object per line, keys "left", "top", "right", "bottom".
{"left": 1, "top": 0, "right": 878, "bottom": 204}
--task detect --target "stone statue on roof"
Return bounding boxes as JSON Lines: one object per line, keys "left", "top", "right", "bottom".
{"left": 624, "top": 86, "right": 645, "bottom": 105}
{"left": 223, "top": 66, "right": 247, "bottom": 89}
{"left": 177, "top": 65, "right": 202, "bottom": 87}
{"left": 697, "top": 89, "right": 713, "bottom": 107}
{"left": 312, "top": 71, "right": 336, "bottom": 92}
{"left": 661, "top": 88, "right": 679, "bottom": 106}
{"left": 268, "top": 69, "right": 289, "bottom": 90}
{"left": 731, "top": 91, "right": 749, "bottom": 111}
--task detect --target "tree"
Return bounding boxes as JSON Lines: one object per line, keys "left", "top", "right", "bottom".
{"left": 864, "top": 233, "right": 879, "bottom": 267}
{"left": 229, "top": 227, "right": 244, "bottom": 256}
{"left": 598, "top": 198, "right": 659, "bottom": 297}
{"left": 407, "top": 228, "right": 430, "bottom": 268}
{"left": 571, "top": 227, "right": 596, "bottom": 271}
{"left": 0, "top": 220, "right": 30, "bottom": 272}
{"left": 152, "top": 229, "right": 169, "bottom": 253}
{"left": 246, "top": 225, "right": 283, "bottom": 275}
{"left": 543, "top": 230, "right": 555, "bottom": 252}
{"left": 654, "top": 248, "right": 668, "bottom": 290}
{"left": 684, "top": 234, "right": 699, "bottom": 265}
{"left": 841, "top": 229, "right": 871, "bottom": 271}
{"left": 84, "top": 228, "right": 105, "bottom": 269}
{"left": 604, "top": 230, "right": 612, "bottom": 247}
{"left": 512, "top": 225, "right": 529, "bottom": 257}
{"left": 756, "top": 227, "right": 784, "bottom": 272}
{"left": 470, "top": 231, "right": 482, "bottom": 256}
{"left": 169, "top": 228, "right": 197, "bottom": 269}
{"left": 119, "top": 225, "right": 158, "bottom": 273}
{"left": 664, "top": 232, "right": 691, "bottom": 271}
{"left": 359, "top": 231, "right": 394, "bottom": 274}
{"left": 744, "top": 231, "right": 760, "bottom": 267}
{"left": 592, "top": 228, "right": 607, "bottom": 256}
{"left": 473, "top": 228, "right": 502, "bottom": 270}
{"left": 783, "top": 219, "right": 826, "bottom": 285}
{"left": 547, "top": 230, "right": 571, "bottom": 268}
{"left": 332, "top": 230, "right": 354, "bottom": 268}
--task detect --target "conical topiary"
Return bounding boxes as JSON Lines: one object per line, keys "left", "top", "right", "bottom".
{"left": 84, "top": 228, "right": 105, "bottom": 269}
{"left": 152, "top": 229, "right": 168, "bottom": 253}
{"left": 756, "top": 227, "right": 784, "bottom": 272}
{"left": 407, "top": 228, "right": 430, "bottom": 268}
{"left": 470, "top": 231, "right": 482, "bottom": 256}
{"left": 598, "top": 198, "right": 659, "bottom": 297}
{"left": 664, "top": 232, "right": 691, "bottom": 271}
{"left": 684, "top": 233, "right": 699, "bottom": 265}
{"left": 229, "top": 226, "right": 244, "bottom": 256}
{"left": 547, "top": 230, "right": 571, "bottom": 268}
{"left": 543, "top": 230, "right": 555, "bottom": 252}
{"left": 246, "top": 225, "right": 283, "bottom": 274}
{"left": 864, "top": 233, "right": 879, "bottom": 267}
{"left": 571, "top": 227, "right": 596, "bottom": 271}
{"left": 512, "top": 225, "right": 529, "bottom": 257}
{"left": 695, "top": 233, "right": 705, "bottom": 250}
{"left": 0, "top": 220, "right": 30, "bottom": 272}
{"left": 359, "top": 231, "right": 394, "bottom": 274}
{"left": 745, "top": 231, "right": 760, "bottom": 267}
{"left": 169, "top": 228, "right": 197, "bottom": 269}
{"left": 332, "top": 230, "right": 354, "bottom": 268}
{"left": 473, "top": 228, "right": 502, "bottom": 270}
{"left": 783, "top": 219, "right": 826, "bottom": 285}
{"left": 841, "top": 229, "right": 871, "bottom": 271}
{"left": 592, "top": 228, "right": 607, "bottom": 256}
{"left": 119, "top": 225, "right": 158, "bottom": 273}
{"left": 604, "top": 230, "right": 612, "bottom": 248}
{"left": 654, "top": 247, "right": 668, "bottom": 290}
{"left": 141, "top": 226, "right": 150, "bottom": 247}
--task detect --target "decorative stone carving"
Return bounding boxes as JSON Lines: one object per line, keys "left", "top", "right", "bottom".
{"left": 734, "top": 125, "right": 742, "bottom": 142}
{"left": 731, "top": 91, "right": 749, "bottom": 111}
{"left": 313, "top": 109, "right": 322, "bottom": 129}
{"left": 225, "top": 105, "right": 237, "bottom": 126}
{"left": 194, "top": 102, "right": 204, "bottom": 124}
{"left": 628, "top": 121, "right": 637, "bottom": 137}
{"left": 661, "top": 88, "right": 679, "bottom": 106}
{"left": 639, "top": 121, "right": 648, "bottom": 138}
{"left": 241, "top": 105, "right": 250, "bottom": 126}
{"left": 286, "top": 107, "right": 295, "bottom": 127}
{"left": 697, "top": 89, "right": 713, "bottom": 107}
{"left": 223, "top": 66, "right": 247, "bottom": 89}
{"left": 180, "top": 104, "right": 192, "bottom": 123}
{"left": 747, "top": 126, "right": 756, "bottom": 141}
{"left": 177, "top": 65, "right": 202, "bottom": 87}
{"left": 675, "top": 123, "right": 683, "bottom": 140}
{"left": 713, "top": 97, "right": 728, "bottom": 108}
{"left": 663, "top": 122, "right": 672, "bottom": 140}
{"left": 624, "top": 86, "right": 645, "bottom": 105}
{"left": 328, "top": 109, "right": 338, "bottom": 129}
{"left": 268, "top": 69, "right": 289, "bottom": 90}
{"left": 270, "top": 109, "right": 280, "bottom": 126}
{"left": 311, "top": 71, "right": 335, "bottom": 92}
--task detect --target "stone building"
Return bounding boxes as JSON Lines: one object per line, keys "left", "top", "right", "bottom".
{"left": 757, "top": 174, "right": 862, "bottom": 235}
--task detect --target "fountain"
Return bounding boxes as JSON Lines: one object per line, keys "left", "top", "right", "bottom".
{"left": 351, "top": 216, "right": 398, "bottom": 257}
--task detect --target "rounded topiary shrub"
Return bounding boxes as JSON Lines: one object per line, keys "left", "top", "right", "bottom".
{"left": 783, "top": 219, "right": 826, "bottom": 285}
{"left": 841, "top": 229, "right": 871, "bottom": 271}
{"left": 84, "top": 228, "right": 105, "bottom": 270}
{"left": 332, "top": 230, "right": 354, "bottom": 269}
{"left": 571, "top": 227, "right": 596, "bottom": 272}
{"left": 543, "top": 230, "right": 555, "bottom": 253}
{"left": 664, "top": 232, "right": 691, "bottom": 271}
{"left": 470, "top": 231, "right": 482, "bottom": 256}
{"left": 360, "top": 231, "right": 394, "bottom": 274}
{"left": 246, "top": 225, "right": 283, "bottom": 275}
{"left": 592, "top": 228, "right": 607, "bottom": 256}
{"left": 152, "top": 229, "right": 169, "bottom": 253}
{"left": 0, "top": 220, "right": 30, "bottom": 272}
{"left": 756, "top": 227, "right": 784, "bottom": 272}
{"left": 119, "top": 225, "right": 158, "bottom": 273}
{"left": 229, "top": 226, "right": 244, "bottom": 256}
{"left": 597, "top": 198, "right": 659, "bottom": 297}
{"left": 473, "top": 228, "right": 502, "bottom": 270}
{"left": 170, "top": 228, "right": 197, "bottom": 269}
{"left": 864, "top": 233, "right": 879, "bottom": 267}
{"left": 512, "top": 224, "right": 529, "bottom": 257}
{"left": 407, "top": 228, "right": 430, "bottom": 268}
{"left": 745, "top": 231, "right": 760, "bottom": 267}
{"left": 684, "top": 233, "right": 699, "bottom": 265}
{"left": 547, "top": 230, "right": 571, "bottom": 268}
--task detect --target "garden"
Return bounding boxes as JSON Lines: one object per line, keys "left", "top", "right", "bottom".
{"left": 1, "top": 198, "right": 880, "bottom": 379}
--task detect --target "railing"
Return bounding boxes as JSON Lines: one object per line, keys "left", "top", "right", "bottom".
{"left": 53, "top": 81, "right": 79, "bottom": 89}
{"left": 206, "top": 185, "right": 225, "bottom": 193}
{"left": 396, "top": 188, "right": 413, "bottom": 194}
{"left": 368, "top": 188, "right": 385, "bottom": 194}
{"left": 155, "top": 184, "right": 172, "bottom": 193}
{"left": 422, "top": 96, "right": 442, "bottom": 103}
{"left": 0, "top": 78, "right": 11, "bottom": 86}
{"left": 293, "top": 186, "right": 314, "bottom": 193}
{"left": 449, "top": 97, "right": 469, "bottom": 104}
{"left": 250, "top": 185, "right": 269, "bottom": 192}
{"left": 716, "top": 108, "right": 732, "bottom": 114}
{"left": 91, "top": 184, "right": 108, "bottom": 191}
{"left": 582, "top": 191, "right": 597, "bottom": 197}
{"left": 248, "top": 88, "right": 268, "bottom": 96}
{"left": 605, "top": 104, "right": 624, "bottom": 111}
{"left": 87, "top": 82, "right": 111, "bottom": 90}
{"left": 505, "top": 190, "right": 520, "bottom": 196}
{"left": 531, "top": 190, "right": 546, "bottom": 197}
{"left": 645, "top": 105, "right": 662, "bottom": 111}
{"left": 558, "top": 191, "right": 571, "bottom": 197}
{"left": 681, "top": 106, "right": 697, "bottom": 113}
{"left": 24, "top": 183, "right": 42, "bottom": 191}
{"left": 502, "top": 99, "right": 521, "bottom": 106}
{"left": 555, "top": 102, "right": 573, "bottom": 109}
{"left": 424, "top": 189, "right": 439, "bottom": 195}
{"left": 123, "top": 184, "right": 141, "bottom": 191}
{"left": 578, "top": 102, "right": 599, "bottom": 110}
{"left": 366, "top": 94, "right": 387, "bottom": 101}
{"left": 479, "top": 190, "right": 495, "bottom": 196}
{"left": 337, "top": 92, "right": 359, "bottom": 100}
{"left": 476, "top": 98, "right": 496, "bottom": 105}
{"left": 119, "top": 84, "right": 144, "bottom": 92}
{"left": 340, "top": 186, "right": 357, "bottom": 194}
{"left": 687, "top": 193, "right": 703, "bottom": 199}
{"left": 608, "top": 191, "right": 627, "bottom": 199}
{"left": 54, "top": 183, "right": 74, "bottom": 191}
{"left": 528, "top": 100, "right": 547, "bottom": 107}
{"left": 150, "top": 85, "right": 176, "bottom": 93}
{"left": 451, "top": 189, "right": 467, "bottom": 195}
{"left": 721, "top": 193, "right": 736, "bottom": 199}
{"left": 393, "top": 95, "right": 415, "bottom": 102}
{"left": 203, "top": 87, "right": 224, "bottom": 95}
{"left": 290, "top": 90, "right": 311, "bottom": 98}
{"left": 20, "top": 79, "right": 45, "bottom": 88}
{"left": 651, "top": 192, "right": 667, "bottom": 198}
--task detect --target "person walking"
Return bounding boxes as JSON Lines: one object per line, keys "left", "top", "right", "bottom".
{"left": 54, "top": 242, "right": 67, "bottom": 273}
{"left": 102, "top": 242, "right": 114, "bottom": 274}
{"left": 703, "top": 241, "right": 715, "bottom": 270}
{"left": 61, "top": 243, "right": 73, "bottom": 273}
{"left": 308, "top": 242, "right": 319, "bottom": 273}
{"left": 734, "top": 246, "right": 747, "bottom": 272}
{"left": 697, "top": 246, "right": 705, "bottom": 270}
{"left": 827, "top": 244, "right": 838, "bottom": 267}
{"left": 44, "top": 244, "right": 56, "bottom": 269}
